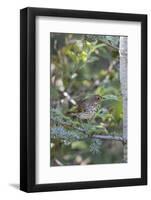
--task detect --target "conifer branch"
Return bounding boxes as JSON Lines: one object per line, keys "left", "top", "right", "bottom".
{"left": 92, "top": 134, "right": 127, "bottom": 143}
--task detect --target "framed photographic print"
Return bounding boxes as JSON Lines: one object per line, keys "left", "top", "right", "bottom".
{"left": 20, "top": 7, "right": 147, "bottom": 192}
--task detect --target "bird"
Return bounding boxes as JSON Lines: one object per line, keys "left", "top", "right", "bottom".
{"left": 69, "top": 95, "right": 102, "bottom": 120}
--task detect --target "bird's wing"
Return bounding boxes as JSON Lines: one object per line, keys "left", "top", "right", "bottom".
{"left": 77, "top": 100, "right": 86, "bottom": 112}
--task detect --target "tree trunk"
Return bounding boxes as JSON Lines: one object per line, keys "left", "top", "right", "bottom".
{"left": 119, "top": 37, "right": 128, "bottom": 163}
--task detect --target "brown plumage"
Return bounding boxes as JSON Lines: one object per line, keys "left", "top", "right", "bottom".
{"left": 70, "top": 95, "right": 102, "bottom": 120}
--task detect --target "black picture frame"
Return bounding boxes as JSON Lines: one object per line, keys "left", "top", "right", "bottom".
{"left": 20, "top": 7, "right": 147, "bottom": 192}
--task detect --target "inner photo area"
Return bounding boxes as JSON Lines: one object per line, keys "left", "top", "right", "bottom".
{"left": 50, "top": 33, "right": 127, "bottom": 166}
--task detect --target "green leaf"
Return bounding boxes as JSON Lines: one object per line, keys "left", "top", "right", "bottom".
{"left": 71, "top": 141, "right": 88, "bottom": 150}
{"left": 103, "top": 94, "right": 118, "bottom": 101}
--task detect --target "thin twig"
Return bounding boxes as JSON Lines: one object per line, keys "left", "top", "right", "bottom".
{"left": 51, "top": 117, "right": 127, "bottom": 144}
{"left": 108, "top": 58, "right": 119, "bottom": 72}
{"left": 99, "top": 39, "right": 119, "bottom": 51}
{"left": 92, "top": 134, "right": 127, "bottom": 143}
{"left": 54, "top": 159, "right": 64, "bottom": 166}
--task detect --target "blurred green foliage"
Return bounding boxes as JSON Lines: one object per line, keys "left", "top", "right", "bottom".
{"left": 50, "top": 33, "right": 123, "bottom": 166}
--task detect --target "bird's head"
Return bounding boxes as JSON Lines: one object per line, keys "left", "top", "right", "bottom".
{"left": 92, "top": 95, "right": 102, "bottom": 105}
